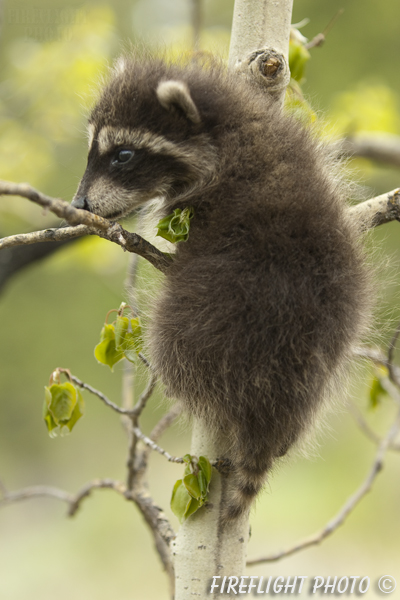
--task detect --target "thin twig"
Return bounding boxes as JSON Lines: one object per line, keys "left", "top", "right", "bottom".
{"left": 354, "top": 346, "right": 400, "bottom": 393}
{"left": 191, "top": 0, "right": 202, "bottom": 52}
{"left": 142, "top": 405, "right": 182, "bottom": 462}
{"left": 132, "top": 371, "right": 158, "bottom": 416}
{"left": 353, "top": 347, "right": 400, "bottom": 402}
{"left": 149, "top": 404, "right": 182, "bottom": 445}
{"left": 128, "top": 405, "right": 181, "bottom": 488}
{"left": 342, "top": 134, "right": 400, "bottom": 169}
{"left": 131, "top": 424, "right": 184, "bottom": 464}
{"left": 68, "top": 479, "right": 127, "bottom": 516}
{"left": 138, "top": 352, "right": 152, "bottom": 369}
{"left": 387, "top": 320, "right": 400, "bottom": 384}
{"left": 69, "top": 373, "right": 137, "bottom": 416}
{"left": 126, "top": 370, "right": 158, "bottom": 488}
{"left": 0, "top": 478, "right": 126, "bottom": 516}
{"left": 379, "top": 376, "right": 400, "bottom": 407}
{"left": 0, "top": 483, "right": 74, "bottom": 506}
{"left": 247, "top": 409, "right": 400, "bottom": 565}
{"left": 68, "top": 371, "right": 158, "bottom": 417}
{"left": 121, "top": 360, "right": 135, "bottom": 434}
{"left": 121, "top": 230, "right": 146, "bottom": 432}
{"left": 0, "top": 476, "right": 175, "bottom": 589}
{"left": 304, "top": 8, "right": 344, "bottom": 50}
{"left": 2, "top": 180, "right": 400, "bottom": 260}
{"left": 120, "top": 328, "right": 155, "bottom": 427}
{"left": 0, "top": 475, "right": 175, "bottom": 558}
{"left": 0, "top": 180, "right": 171, "bottom": 273}
{"left": 0, "top": 180, "right": 113, "bottom": 229}
{"left": 125, "top": 487, "right": 176, "bottom": 588}
{"left": 124, "top": 247, "right": 141, "bottom": 317}
{"left": 0, "top": 225, "right": 91, "bottom": 248}
{"left": 347, "top": 401, "right": 400, "bottom": 451}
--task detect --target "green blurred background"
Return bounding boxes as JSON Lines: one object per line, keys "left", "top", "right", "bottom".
{"left": 0, "top": 1, "right": 399, "bottom": 598}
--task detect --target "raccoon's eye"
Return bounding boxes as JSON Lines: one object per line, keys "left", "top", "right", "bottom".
{"left": 112, "top": 149, "right": 134, "bottom": 165}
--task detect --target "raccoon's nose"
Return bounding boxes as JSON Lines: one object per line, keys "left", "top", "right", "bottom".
{"left": 71, "top": 196, "right": 90, "bottom": 211}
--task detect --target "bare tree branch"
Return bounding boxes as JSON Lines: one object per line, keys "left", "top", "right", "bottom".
{"left": 126, "top": 487, "right": 176, "bottom": 589}
{"left": 354, "top": 346, "right": 400, "bottom": 387}
{"left": 248, "top": 337, "right": 400, "bottom": 565}
{"left": 70, "top": 370, "right": 182, "bottom": 467}
{"left": 132, "top": 370, "right": 158, "bottom": 417}
{"left": 126, "top": 370, "right": 159, "bottom": 489}
{"left": 349, "top": 188, "right": 400, "bottom": 229}
{"left": 304, "top": 8, "right": 344, "bottom": 50}
{"left": 0, "top": 225, "right": 90, "bottom": 248}
{"left": 66, "top": 371, "right": 180, "bottom": 471}
{"left": 347, "top": 401, "right": 400, "bottom": 451}
{"left": 131, "top": 424, "right": 184, "bottom": 464}
{"left": 0, "top": 180, "right": 112, "bottom": 229}
{"left": 0, "top": 232, "right": 75, "bottom": 293}
{"left": 387, "top": 320, "right": 400, "bottom": 383}
{"left": 148, "top": 404, "right": 182, "bottom": 445}
{"left": 353, "top": 344, "right": 400, "bottom": 405}
{"left": 113, "top": 219, "right": 175, "bottom": 591}
{"left": 68, "top": 479, "right": 127, "bottom": 516}
{"left": 191, "top": 0, "right": 202, "bottom": 52}
{"left": 0, "top": 475, "right": 175, "bottom": 564}
{"left": 379, "top": 376, "right": 400, "bottom": 407}
{"left": 0, "top": 180, "right": 171, "bottom": 273}
{"left": 69, "top": 373, "right": 138, "bottom": 416}
{"left": 342, "top": 134, "right": 400, "bottom": 169}
{"left": 138, "top": 352, "right": 152, "bottom": 369}
{"left": 0, "top": 478, "right": 126, "bottom": 515}
{"left": 2, "top": 180, "right": 400, "bottom": 281}
{"left": 247, "top": 408, "right": 400, "bottom": 565}
{"left": 0, "top": 483, "right": 74, "bottom": 507}
{"left": 2, "top": 180, "right": 399, "bottom": 262}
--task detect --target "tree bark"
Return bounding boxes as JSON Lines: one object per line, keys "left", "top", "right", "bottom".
{"left": 173, "top": 423, "right": 249, "bottom": 599}
{"left": 228, "top": 0, "right": 293, "bottom": 104}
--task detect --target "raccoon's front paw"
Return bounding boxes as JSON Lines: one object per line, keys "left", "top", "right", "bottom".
{"left": 214, "top": 457, "right": 234, "bottom": 474}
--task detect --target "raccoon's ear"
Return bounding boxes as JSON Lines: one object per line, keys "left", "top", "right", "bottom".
{"left": 156, "top": 80, "right": 201, "bottom": 124}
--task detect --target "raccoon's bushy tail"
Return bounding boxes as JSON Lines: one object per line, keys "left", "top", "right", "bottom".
{"left": 219, "top": 436, "right": 276, "bottom": 524}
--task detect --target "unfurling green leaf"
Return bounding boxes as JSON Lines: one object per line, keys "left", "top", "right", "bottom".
{"left": 95, "top": 315, "right": 143, "bottom": 368}
{"left": 289, "top": 35, "right": 311, "bottom": 84}
{"left": 183, "top": 474, "right": 202, "bottom": 499}
{"left": 198, "top": 471, "right": 207, "bottom": 497}
{"left": 184, "top": 497, "right": 201, "bottom": 520}
{"left": 369, "top": 375, "right": 388, "bottom": 409}
{"left": 198, "top": 455, "right": 212, "bottom": 485}
{"left": 114, "top": 315, "right": 129, "bottom": 349}
{"left": 171, "top": 479, "right": 192, "bottom": 523}
{"left": 156, "top": 207, "right": 194, "bottom": 243}
{"left": 43, "top": 382, "right": 84, "bottom": 437}
{"left": 170, "top": 454, "right": 213, "bottom": 522}
{"left": 121, "top": 318, "right": 143, "bottom": 362}
{"left": 94, "top": 323, "right": 124, "bottom": 370}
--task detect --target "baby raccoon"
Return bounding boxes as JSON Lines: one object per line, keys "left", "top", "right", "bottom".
{"left": 73, "top": 54, "right": 371, "bottom": 522}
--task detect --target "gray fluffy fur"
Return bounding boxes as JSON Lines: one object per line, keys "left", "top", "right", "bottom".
{"left": 73, "top": 54, "right": 372, "bottom": 522}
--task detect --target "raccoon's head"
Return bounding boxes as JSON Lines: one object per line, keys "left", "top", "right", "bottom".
{"left": 72, "top": 58, "right": 218, "bottom": 220}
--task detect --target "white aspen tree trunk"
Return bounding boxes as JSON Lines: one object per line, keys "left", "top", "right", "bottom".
{"left": 228, "top": 0, "right": 293, "bottom": 70}
{"left": 229, "top": 0, "right": 293, "bottom": 105}
{"left": 172, "top": 422, "right": 250, "bottom": 599}
{"left": 173, "top": 1, "right": 293, "bottom": 597}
